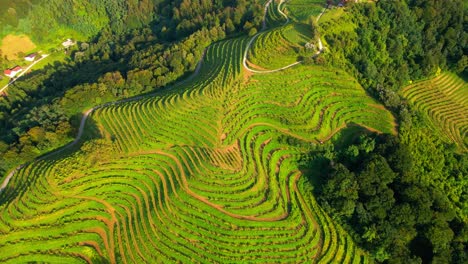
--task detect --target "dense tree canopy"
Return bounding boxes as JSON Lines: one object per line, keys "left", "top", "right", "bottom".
{"left": 316, "top": 2, "right": 468, "bottom": 255}
{"left": 323, "top": 0, "right": 466, "bottom": 97}
{"left": 310, "top": 125, "right": 467, "bottom": 263}
{"left": 0, "top": 0, "right": 264, "bottom": 43}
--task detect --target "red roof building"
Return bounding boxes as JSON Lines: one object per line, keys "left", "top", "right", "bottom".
{"left": 4, "top": 69, "right": 12, "bottom": 76}
{"left": 4, "top": 66, "right": 23, "bottom": 78}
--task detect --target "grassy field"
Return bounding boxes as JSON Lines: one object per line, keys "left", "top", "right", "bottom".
{"left": 248, "top": 0, "right": 320, "bottom": 70}
{"left": 402, "top": 72, "right": 468, "bottom": 151}
{"left": 248, "top": 23, "right": 315, "bottom": 69}
{"left": 319, "top": 7, "right": 357, "bottom": 49}
{"left": 0, "top": 26, "right": 395, "bottom": 261}
{"left": 285, "top": 0, "right": 325, "bottom": 22}
{"left": 0, "top": 34, "right": 36, "bottom": 60}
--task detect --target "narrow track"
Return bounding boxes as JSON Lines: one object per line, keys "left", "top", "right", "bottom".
{"left": 0, "top": 54, "right": 49, "bottom": 94}
{"left": 243, "top": 0, "right": 326, "bottom": 74}
{"left": 0, "top": 51, "right": 206, "bottom": 194}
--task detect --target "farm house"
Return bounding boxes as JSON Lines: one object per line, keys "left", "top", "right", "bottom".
{"left": 4, "top": 66, "right": 23, "bottom": 78}
{"left": 25, "top": 53, "right": 37, "bottom": 61}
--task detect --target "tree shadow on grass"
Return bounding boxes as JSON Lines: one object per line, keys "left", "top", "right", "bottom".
{"left": 330, "top": 124, "right": 372, "bottom": 150}
{"left": 0, "top": 45, "right": 128, "bottom": 128}
{"left": 458, "top": 71, "right": 468, "bottom": 82}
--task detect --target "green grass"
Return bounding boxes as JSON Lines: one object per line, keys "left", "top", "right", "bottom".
{"left": 33, "top": 52, "right": 68, "bottom": 70}
{"left": 0, "top": 6, "right": 396, "bottom": 262}
{"left": 286, "top": 0, "right": 325, "bottom": 22}
{"left": 402, "top": 72, "right": 468, "bottom": 151}
{"left": 248, "top": 23, "right": 316, "bottom": 69}
{"left": 319, "top": 7, "right": 346, "bottom": 24}
{"left": 0, "top": 78, "right": 8, "bottom": 89}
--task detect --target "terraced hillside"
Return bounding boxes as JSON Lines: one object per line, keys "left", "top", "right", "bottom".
{"left": 285, "top": 0, "right": 325, "bottom": 22}
{"left": 248, "top": 23, "right": 315, "bottom": 70}
{"left": 264, "top": 0, "right": 288, "bottom": 27}
{"left": 247, "top": 0, "right": 321, "bottom": 70}
{"left": 0, "top": 1, "right": 396, "bottom": 263}
{"left": 402, "top": 72, "right": 468, "bottom": 150}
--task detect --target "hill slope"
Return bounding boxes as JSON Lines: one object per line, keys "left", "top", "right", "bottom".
{"left": 0, "top": 27, "right": 395, "bottom": 262}
{"left": 402, "top": 72, "right": 468, "bottom": 151}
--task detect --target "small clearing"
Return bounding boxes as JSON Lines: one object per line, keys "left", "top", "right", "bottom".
{"left": 0, "top": 34, "right": 36, "bottom": 60}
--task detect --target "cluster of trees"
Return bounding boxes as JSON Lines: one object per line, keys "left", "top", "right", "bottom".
{"left": 160, "top": 0, "right": 263, "bottom": 40}
{"left": 0, "top": 0, "right": 264, "bottom": 175}
{"left": 1, "top": 0, "right": 158, "bottom": 43}
{"left": 0, "top": 0, "right": 264, "bottom": 44}
{"left": 322, "top": 0, "right": 466, "bottom": 109}
{"left": 308, "top": 123, "right": 466, "bottom": 263}
{"left": 0, "top": 103, "right": 71, "bottom": 168}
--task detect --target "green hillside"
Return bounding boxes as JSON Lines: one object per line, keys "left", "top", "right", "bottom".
{"left": 0, "top": 23, "right": 395, "bottom": 262}
{"left": 248, "top": 23, "right": 315, "bottom": 69}
{"left": 0, "top": 0, "right": 466, "bottom": 263}
{"left": 285, "top": 0, "right": 325, "bottom": 22}
{"left": 0, "top": 0, "right": 265, "bottom": 177}
{"left": 402, "top": 72, "right": 468, "bottom": 151}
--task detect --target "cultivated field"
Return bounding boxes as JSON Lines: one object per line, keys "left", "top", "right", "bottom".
{"left": 285, "top": 0, "right": 325, "bottom": 22}
{"left": 0, "top": 1, "right": 396, "bottom": 262}
{"left": 0, "top": 34, "right": 394, "bottom": 262}
{"left": 248, "top": 23, "right": 315, "bottom": 70}
{"left": 264, "top": 0, "right": 288, "bottom": 27}
{"left": 402, "top": 72, "right": 468, "bottom": 150}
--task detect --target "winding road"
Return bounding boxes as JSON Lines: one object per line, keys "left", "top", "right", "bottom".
{"left": 1, "top": 0, "right": 327, "bottom": 193}
{"left": 0, "top": 51, "right": 206, "bottom": 193}
{"left": 243, "top": 0, "right": 326, "bottom": 73}
{"left": 0, "top": 54, "right": 49, "bottom": 95}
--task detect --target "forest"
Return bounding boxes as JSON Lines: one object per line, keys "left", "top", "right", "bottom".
{"left": 322, "top": 0, "right": 466, "bottom": 113}
{"left": 308, "top": 121, "right": 466, "bottom": 263}
{"left": 0, "top": 0, "right": 264, "bottom": 43}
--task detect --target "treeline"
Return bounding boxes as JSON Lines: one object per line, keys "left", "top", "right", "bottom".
{"left": 0, "top": 0, "right": 263, "bottom": 44}
{"left": 1, "top": 0, "right": 158, "bottom": 43}
{"left": 0, "top": 0, "right": 264, "bottom": 175}
{"left": 306, "top": 122, "right": 466, "bottom": 263}
{"left": 323, "top": 0, "right": 466, "bottom": 110}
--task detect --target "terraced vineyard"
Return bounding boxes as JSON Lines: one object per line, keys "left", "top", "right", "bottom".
{"left": 0, "top": 1, "right": 397, "bottom": 263}
{"left": 285, "top": 0, "right": 325, "bottom": 22}
{"left": 248, "top": 23, "right": 315, "bottom": 70}
{"left": 402, "top": 72, "right": 468, "bottom": 150}
{"left": 264, "top": 0, "right": 288, "bottom": 27}
{"left": 247, "top": 0, "right": 323, "bottom": 71}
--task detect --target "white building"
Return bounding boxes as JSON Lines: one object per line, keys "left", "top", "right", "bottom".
{"left": 62, "top": 39, "right": 76, "bottom": 48}
{"left": 25, "top": 53, "right": 37, "bottom": 62}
